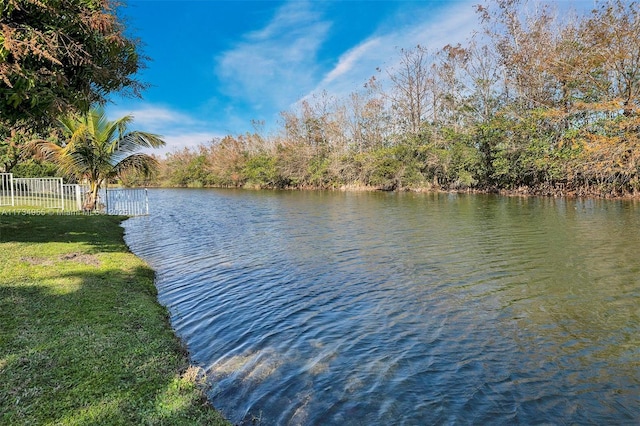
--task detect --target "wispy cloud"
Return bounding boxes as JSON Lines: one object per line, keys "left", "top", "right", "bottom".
{"left": 215, "top": 0, "right": 331, "bottom": 112}
{"left": 109, "top": 0, "right": 482, "bottom": 152}
{"left": 108, "top": 104, "right": 221, "bottom": 155}
{"left": 308, "top": 1, "right": 480, "bottom": 100}
{"left": 157, "top": 132, "right": 221, "bottom": 155}
{"left": 321, "top": 37, "right": 382, "bottom": 85}
{"left": 109, "top": 105, "right": 199, "bottom": 130}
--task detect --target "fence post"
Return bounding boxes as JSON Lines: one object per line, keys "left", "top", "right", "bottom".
{"left": 75, "top": 185, "right": 82, "bottom": 210}
{"left": 59, "top": 178, "right": 64, "bottom": 211}
{"left": 0, "top": 173, "right": 14, "bottom": 206}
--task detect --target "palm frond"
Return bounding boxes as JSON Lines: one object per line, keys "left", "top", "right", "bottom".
{"left": 111, "top": 153, "right": 159, "bottom": 178}
{"left": 116, "top": 131, "right": 166, "bottom": 154}
{"left": 105, "top": 114, "right": 135, "bottom": 153}
{"left": 31, "top": 140, "right": 85, "bottom": 180}
{"left": 42, "top": 106, "right": 166, "bottom": 191}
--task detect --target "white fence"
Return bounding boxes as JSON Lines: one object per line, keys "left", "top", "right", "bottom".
{"left": 63, "top": 184, "right": 83, "bottom": 211}
{"left": 101, "top": 188, "right": 149, "bottom": 216}
{"left": 1, "top": 173, "right": 13, "bottom": 206}
{"left": 13, "top": 177, "right": 65, "bottom": 209}
{"left": 0, "top": 173, "right": 149, "bottom": 215}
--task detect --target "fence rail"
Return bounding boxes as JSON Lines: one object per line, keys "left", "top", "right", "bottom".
{"left": 0, "top": 173, "right": 149, "bottom": 215}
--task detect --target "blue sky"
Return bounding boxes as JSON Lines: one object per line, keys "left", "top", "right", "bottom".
{"left": 107, "top": 0, "right": 485, "bottom": 154}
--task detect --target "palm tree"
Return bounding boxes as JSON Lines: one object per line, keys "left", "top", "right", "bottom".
{"left": 35, "top": 107, "right": 165, "bottom": 211}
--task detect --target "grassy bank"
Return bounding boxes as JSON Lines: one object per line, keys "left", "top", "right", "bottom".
{"left": 0, "top": 210, "right": 229, "bottom": 425}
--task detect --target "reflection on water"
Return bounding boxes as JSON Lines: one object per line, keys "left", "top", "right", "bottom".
{"left": 123, "top": 189, "right": 640, "bottom": 425}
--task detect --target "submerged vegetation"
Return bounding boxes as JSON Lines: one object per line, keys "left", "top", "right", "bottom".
{"left": 0, "top": 212, "right": 229, "bottom": 425}
{"left": 154, "top": 0, "right": 640, "bottom": 198}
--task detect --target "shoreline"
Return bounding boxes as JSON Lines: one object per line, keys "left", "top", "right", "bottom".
{"left": 143, "top": 182, "right": 640, "bottom": 201}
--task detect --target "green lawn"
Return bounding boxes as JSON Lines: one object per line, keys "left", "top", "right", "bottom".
{"left": 1, "top": 195, "right": 84, "bottom": 211}
{"left": 0, "top": 211, "right": 229, "bottom": 425}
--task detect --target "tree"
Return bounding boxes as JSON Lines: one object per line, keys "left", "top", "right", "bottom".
{"left": 463, "top": 40, "right": 503, "bottom": 124}
{"left": 33, "top": 107, "right": 165, "bottom": 210}
{"left": 206, "top": 136, "right": 248, "bottom": 187}
{"left": 580, "top": 0, "right": 640, "bottom": 117}
{"left": 0, "top": 0, "right": 145, "bottom": 130}
{"left": 0, "top": 121, "right": 27, "bottom": 172}
{"left": 431, "top": 43, "right": 472, "bottom": 132}
{"left": 346, "top": 76, "right": 390, "bottom": 153}
{"left": 386, "top": 46, "right": 433, "bottom": 135}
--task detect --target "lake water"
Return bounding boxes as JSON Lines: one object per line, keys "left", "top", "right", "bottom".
{"left": 122, "top": 188, "right": 640, "bottom": 425}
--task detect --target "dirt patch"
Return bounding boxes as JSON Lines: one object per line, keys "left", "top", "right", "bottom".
{"left": 59, "top": 252, "right": 101, "bottom": 266}
{"left": 20, "top": 257, "right": 54, "bottom": 266}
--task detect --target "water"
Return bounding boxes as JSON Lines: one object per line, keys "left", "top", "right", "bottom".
{"left": 122, "top": 189, "right": 640, "bottom": 425}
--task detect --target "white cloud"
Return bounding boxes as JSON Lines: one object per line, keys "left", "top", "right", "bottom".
{"left": 157, "top": 132, "right": 221, "bottom": 156}
{"left": 307, "top": 1, "right": 480, "bottom": 101}
{"left": 245, "top": 0, "right": 324, "bottom": 43}
{"left": 322, "top": 38, "right": 382, "bottom": 85}
{"left": 215, "top": 0, "right": 331, "bottom": 112}
{"left": 123, "top": 107, "right": 197, "bottom": 128}
{"left": 108, "top": 105, "right": 201, "bottom": 131}
{"left": 107, "top": 104, "right": 222, "bottom": 155}
{"left": 110, "top": 0, "right": 483, "bottom": 152}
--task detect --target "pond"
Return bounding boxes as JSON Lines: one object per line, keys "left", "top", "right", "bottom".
{"left": 122, "top": 189, "right": 640, "bottom": 425}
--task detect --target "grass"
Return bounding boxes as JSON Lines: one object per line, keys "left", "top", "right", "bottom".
{"left": 1, "top": 195, "right": 81, "bottom": 211}
{"left": 0, "top": 209, "right": 230, "bottom": 425}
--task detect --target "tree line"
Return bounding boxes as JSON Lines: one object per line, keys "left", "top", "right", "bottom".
{"left": 3, "top": 0, "right": 640, "bottom": 199}
{"left": 153, "top": 0, "right": 640, "bottom": 197}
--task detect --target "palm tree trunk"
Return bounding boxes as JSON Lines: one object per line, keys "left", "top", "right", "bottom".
{"left": 83, "top": 181, "right": 100, "bottom": 211}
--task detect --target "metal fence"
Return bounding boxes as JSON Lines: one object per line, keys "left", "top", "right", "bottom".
{"left": 0, "top": 173, "right": 149, "bottom": 215}
{"left": 0, "top": 173, "right": 13, "bottom": 206}
{"left": 13, "top": 177, "right": 64, "bottom": 209}
{"left": 102, "top": 188, "right": 149, "bottom": 216}
{"left": 63, "top": 184, "right": 84, "bottom": 211}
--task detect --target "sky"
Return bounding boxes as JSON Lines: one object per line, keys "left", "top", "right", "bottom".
{"left": 106, "top": 0, "right": 486, "bottom": 154}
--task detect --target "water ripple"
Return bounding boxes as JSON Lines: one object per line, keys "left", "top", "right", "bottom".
{"left": 123, "top": 189, "right": 640, "bottom": 425}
